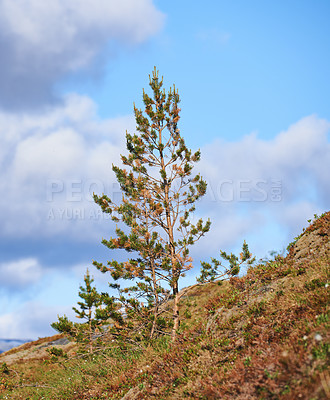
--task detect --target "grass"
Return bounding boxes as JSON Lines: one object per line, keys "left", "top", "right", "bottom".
{"left": 1, "top": 212, "right": 329, "bottom": 399}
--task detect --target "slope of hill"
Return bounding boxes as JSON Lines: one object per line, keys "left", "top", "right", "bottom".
{"left": 1, "top": 212, "right": 329, "bottom": 399}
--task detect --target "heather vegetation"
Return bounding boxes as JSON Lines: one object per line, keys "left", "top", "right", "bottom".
{"left": 1, "top": 71, "right": 329, "bottom": 399}
{"left": 0, "top": 212, "right": 329, "bottom": 399}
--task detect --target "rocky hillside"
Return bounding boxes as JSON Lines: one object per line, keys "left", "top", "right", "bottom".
{"left": 1, "top": 212, "right": 329, "bottom": 399}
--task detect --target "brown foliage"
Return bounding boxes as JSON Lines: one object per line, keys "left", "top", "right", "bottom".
{"left": 1, "top": 212, "right": 329, "bottom": 399}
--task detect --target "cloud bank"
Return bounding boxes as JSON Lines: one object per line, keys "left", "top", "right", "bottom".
{"left": 192, "top": 115, "right": 330, "bottom": 253}
{"left": 0, "top": 301, "right": 71, "bottom": 339}
{"left": 0, "top": 258, "right": 43, "bottom": 289}
{"left": 0, "top": 0, "right": 164, "bottom": 110}
{"left": 0, "top": 94, "right": 135, "bottom": 239}
{"left": 0, "top": 106, "right": 328, "bottom": 339}
{"left": 0, "top": 95, "right": 328, "bottom": 251}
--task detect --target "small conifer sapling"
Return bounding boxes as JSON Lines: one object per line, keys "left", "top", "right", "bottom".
{"left": 52, "top": 269, "right": 117, "bottom": 353}
{"left": 197, "top": 240, "right": 255, "bottom": 283}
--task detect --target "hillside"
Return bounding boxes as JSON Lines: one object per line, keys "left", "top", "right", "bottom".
{"left": 0, "top": 340, "right": 30, "bottom": 355}
{"left": 1, "top": 212, "right": 329, "bottom": 399}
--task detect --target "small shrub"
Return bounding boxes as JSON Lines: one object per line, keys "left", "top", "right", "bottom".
{"left": 316, "top": 313, "right": 329, "bottom": 325}
{"left": 243, "top": 356, "right": 252, "bottom": 367}
{"left": 247, "top": 300, "right": 266, "bottom": 317}
{"left": 312, "top": 343, "right": 329, "bottom": 360}
{"left": 0, "top": 363, "right": 9, "bottom": 375}
{"left": 47, "top": 346, "right": 65, "bottom": 357}
{"left": 296, "top": 266, "right": 306, "bottom": 275}
{"left": 304, "top": 278, "right": 325, "bottom": 291}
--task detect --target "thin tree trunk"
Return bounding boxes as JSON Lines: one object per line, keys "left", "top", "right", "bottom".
{"left": 171, "top": 280, "right": 180, "bottom": 342}
{"left": 89, "top": 309, "right": 93, "bottom": 354}
{"left": 150, "top": 309, "right": 157, "bottom": 340}
{"left": 159, "top": 119, "right": 180, "bottom": 342}
{"left": 150, "top": 262, "right": 159, "bottom": 340}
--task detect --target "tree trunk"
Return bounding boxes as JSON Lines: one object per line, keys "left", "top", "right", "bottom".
{"left": 149, "top": 258, "right": 159, "bottom": 340}
{"left": 158, "top": 127, "right": 180, "bottom": 342}
{"left": 171, "top": 280, "right": 180, "bottom": 342}
{"left": 150, "top": 311, "right": 157, "bottom": 340}
{"left": 89, "top": 309, "right": 93, "bottom": 354}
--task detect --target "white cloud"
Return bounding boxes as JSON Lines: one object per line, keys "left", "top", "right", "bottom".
{"left": 1, "top": 106, "right": 328, "bottom": 252}
{"left": 199, "top": 115, "right": 329, "bottom": 199}
{"left": 0, "top": 94, "right": 134, "bottom": 239}
{"left": 276, "top": 201, "right": 324, "bottom": 236}
{"left": 200, "top": 115, "right": 329, "bottom": 182}
{"left": 0, "top": 0, "right": 165, "bottom": 109}
{"left": 195, "top": 115, "right": 330, "bottom": 252}
{"left": 0, "top": 302, "right": 71, "bottom": 339}
{"left": 1, "top": 0, "right": 164, "bottom": 50}
{"left": 0, "top": 263, "right": 110, "bottom": 340}
{"left": 0, "top": 258, "right": 43, "bottom": 288}
{"left": 0, "top": 114, "right": 328, "bottom": 341}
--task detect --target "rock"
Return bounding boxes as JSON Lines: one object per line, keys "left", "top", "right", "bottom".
{"left": 121, "top": 386, "right": 142, "bottom": 400}
{"left": 50, "top": 338, "right": 70, "bottom": 346}
{"left": 235, "top": 338, "right": 244, "bottom": 348}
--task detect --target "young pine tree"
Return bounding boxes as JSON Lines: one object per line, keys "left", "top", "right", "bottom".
{"left": 52, "top": 269, "right": 118, "bottom": 353}
{"left": 93, "top": 68, "right": 211, "bottom": 341}
{"left": 197, "top": 241, "right": 255, "bottom": 283}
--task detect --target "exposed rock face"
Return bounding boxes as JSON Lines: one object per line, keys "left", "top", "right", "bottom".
{"left": 290, "top": 212, "right": 330, "bottom": 261}
{"left": 120, "top": 386, "right": 142, "bottom": 400}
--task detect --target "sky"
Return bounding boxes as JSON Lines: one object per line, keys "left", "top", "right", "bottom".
{"left": 0, "top": 0, "right": 329, "bottom": 341}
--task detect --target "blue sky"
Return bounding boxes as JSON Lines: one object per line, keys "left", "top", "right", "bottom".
{"left": 0, "top": 0, "right": 329, "bottom": 341}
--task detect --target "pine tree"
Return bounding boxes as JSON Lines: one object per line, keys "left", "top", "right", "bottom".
{"left": 52, "top": 269, "right": 118, "bottom": 353}
{"left": 197, "top": 241, "right": 255, "bottom": 283}
{"left": 93, "top": 68, "right": 211, "bottom": 341}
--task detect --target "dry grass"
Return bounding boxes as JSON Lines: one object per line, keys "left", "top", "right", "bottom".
{"left": 1, "top": 212, "right": 329, "bottom": 399}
